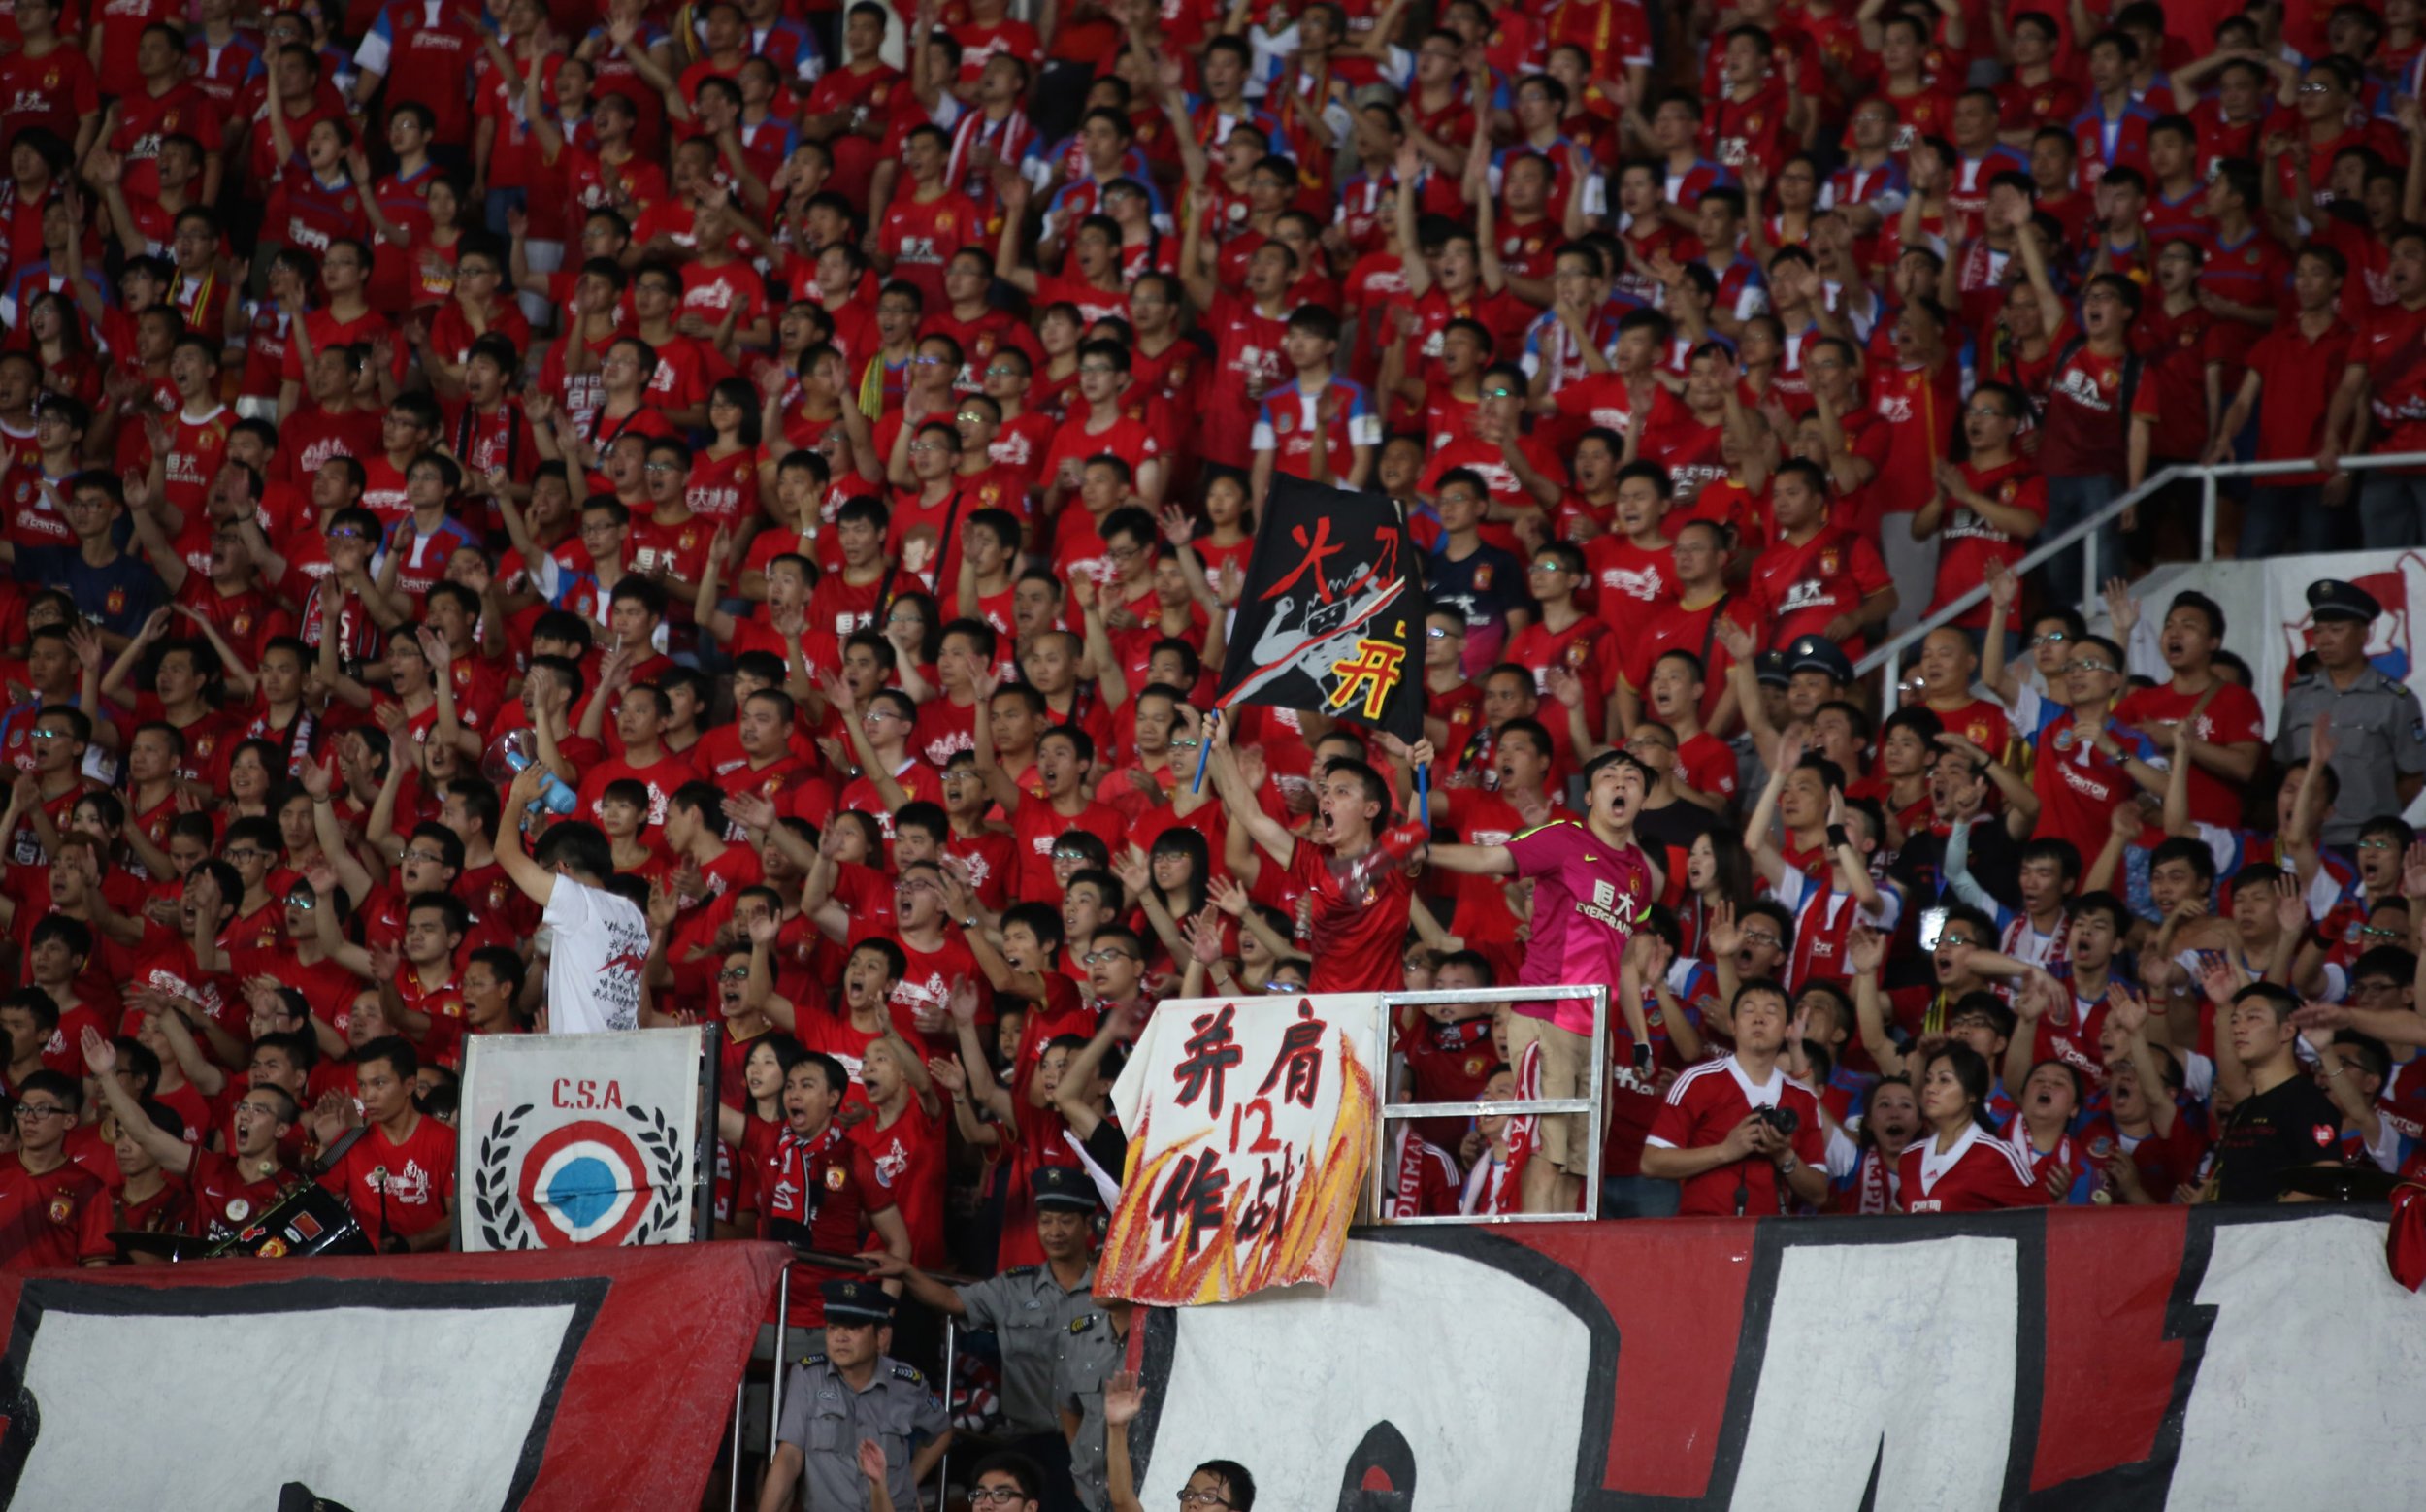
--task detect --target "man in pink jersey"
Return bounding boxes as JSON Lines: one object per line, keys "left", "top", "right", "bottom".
{"left": 1421, "top": 746, "right": 1660, "bottom": 1212}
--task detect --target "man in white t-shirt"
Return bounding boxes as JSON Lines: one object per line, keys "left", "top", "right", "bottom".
{"left": 500, "top": 765, "right": 653, "bottom": 1034}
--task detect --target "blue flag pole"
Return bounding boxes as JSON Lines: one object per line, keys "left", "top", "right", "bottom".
{"left": 1194, "top": 710, "right": 1217, "bottom": 794}
{"left": 1416, "top": 761, "right": 1430, "bottom": 828}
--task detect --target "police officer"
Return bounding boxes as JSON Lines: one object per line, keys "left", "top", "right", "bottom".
{"left": 869, "top": 1165, "right": 1099, "bottom": 1508}
{"left": 1054, "top": 1287, "right": 1134, "bottom": 1512}
{"left": 2275, "top": 579, "right": 2426, "bottom": 848}
{"left": 761, "top": 1279, "right": 953, "bottom": 1512}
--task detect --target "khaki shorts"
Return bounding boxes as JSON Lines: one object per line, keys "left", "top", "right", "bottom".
{"left": 1506, "top": 1011, "right": 1601, "bottom": 1175}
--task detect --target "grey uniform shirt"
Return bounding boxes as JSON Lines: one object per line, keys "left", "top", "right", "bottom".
{"left": 1052, "top": 1305, "right": 1130, "bottom": 1512}
{"left": 953, "top": 1262, "right": 1097, "bottom": 1435}
{"left": 2274, "top": 667, "right": 2426, "bottom": 845}
{"left": 775, "top": 1354, "right": 949, "bottom": 1511}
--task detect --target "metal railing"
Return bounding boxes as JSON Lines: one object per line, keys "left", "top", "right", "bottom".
{"left": 1369, "top": 983, "right": 1612, "bottom": 1225}
{"left": 1855, "top": 450, "right": 2426, "bottom": 690}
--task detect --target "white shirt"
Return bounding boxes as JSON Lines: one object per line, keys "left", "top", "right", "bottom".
{"left": 541, "top": 876, "right": 650, "bottom": 1034}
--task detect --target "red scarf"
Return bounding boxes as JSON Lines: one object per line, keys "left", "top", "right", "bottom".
{"left": 766, "top": 1121, "right": 844, "bottom": 1227}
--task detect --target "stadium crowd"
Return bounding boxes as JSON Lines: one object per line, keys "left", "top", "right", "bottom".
{"left": 0, "top": 0, "right": 2414, "bottom": 1497}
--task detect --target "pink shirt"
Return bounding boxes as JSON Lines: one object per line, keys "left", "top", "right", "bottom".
{"left": 1503, "top": 818, "right": 1656, "bottom": 1034}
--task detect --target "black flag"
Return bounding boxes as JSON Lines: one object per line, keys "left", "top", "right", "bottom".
{"left": 1213, "top": 476, "right": 1425, "bottom": 743}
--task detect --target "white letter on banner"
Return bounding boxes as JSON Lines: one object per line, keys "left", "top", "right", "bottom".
{"left": 1144, "top": 1238, "right": 1593, "bottom": 1507}
{"left": 2165, "top": 1215, "right": 2426, "bottom": 1509}
{"left": 1728, "top": 1236, "right": 2018, "bottom": 1511}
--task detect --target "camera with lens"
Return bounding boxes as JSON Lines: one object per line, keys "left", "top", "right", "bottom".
{"left": 1751, "top": 1103, "right": 1800, "bottom": 1138}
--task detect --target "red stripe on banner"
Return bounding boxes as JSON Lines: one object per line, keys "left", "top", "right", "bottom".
{"left": 1511, "top": 1220, "right": 1758, "bottom": 1498}
{"left": 2032, "top": 1202, "right": 2188, "bottom": 1491}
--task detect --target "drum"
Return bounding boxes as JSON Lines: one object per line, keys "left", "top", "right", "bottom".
{"left": 204, "top": 1182, "right": 373, "bottom": 1260}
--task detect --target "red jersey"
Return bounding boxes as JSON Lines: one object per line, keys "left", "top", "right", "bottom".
{"left": 1895, "top": 1124, "right": 2050, "bottom": 1211}
{"left": 1646, "top": 1057, "right": 1825, "bottom": 1217}
{"left": 2109, "top": 679, "right": 2265, "bottom": 830}
{"left": 1284, "top": 836, "right": 1413, "bottom": 994}
{"left": 1744, "top": 524, "right": 1892, "bottom": 655}
{"left": 1932, "top": 455, "right": 2046, "bottom": 632}
{"left": 0, "top": 1154, "right": 110, "bottom": 1268}
{"left": 315, "top": 1111, "right": 455, "bottom": 1248}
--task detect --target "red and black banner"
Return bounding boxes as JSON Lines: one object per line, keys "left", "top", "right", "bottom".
{"left": 1128, "top": 1207, "right": 2419, "bottom": 1509}
{"left": 1213, "top": 477, "right": 1426, "bottom": 743}
{"left": 0, "top": 1240, "right": 788, "bottom": 1508}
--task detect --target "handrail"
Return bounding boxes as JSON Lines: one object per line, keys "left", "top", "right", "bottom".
{"left": 1370, "top": 983, "right": 1611, "bottom": 1226}
{"left": 1854, "top": 450, "right": 2426, "bottom": 682}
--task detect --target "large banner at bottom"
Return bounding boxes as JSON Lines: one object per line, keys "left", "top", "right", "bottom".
{"left": 1126, "top": 1208, "right": 2426, "bottom": 1510}
{"left": 0, "top": 1240, "right": 788, "bottom": 1510}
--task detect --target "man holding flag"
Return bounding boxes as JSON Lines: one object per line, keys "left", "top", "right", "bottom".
{"left": 1419, "top": 746, "right": 1662, "bottom": 1214}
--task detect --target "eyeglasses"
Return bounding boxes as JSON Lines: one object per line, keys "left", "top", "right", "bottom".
{"left": 327, "top": 526, "right": 367, "bottom": 542}
{"left": 1964, "top": 405, "right": 2012, "bottom": 421}
{"left": 907, "top": 442, "right": 943, "bottom": 455}
{"left": 969, "top": 1491, "right": 1030, "bottom": 1508}
{"left": 643, "top": 460, "right": 683, "bottom": 474}
{"left": 984, "top": 363, "right": 1021, "bottom": 377}
{"left": 1169, "top": 737, "right": 1200, "bottom": 749}
{"left": 1426, "top": 625, "right": 1460, "bottom": 639}
{"left": 1106, "top": 543, "right": 1146, "bottom": 562}
{"left": 1481, "top": 385, "right": 1517, "bottom": 400}
{"left": 1083, "top": 949, "right": 1140, "bottom": 965}
{"left": 1527, "top": 560, "right": 1568, "bottom": 575}
{"left": 2357, "top": 838, "right": 2398, "bottom": 851}
{"left": 717, "top": 968, "right": 751, "bottom": 982}
{"left": 2027, "top": 631, "right": 2069, "bottom": 648}
{"left": 15, "top": 1103, "right": 69, "bottom": 1120}
{"left": 2064, "top": 660, "right": 2115, "bottom": 675}
{"left": 2298, "top": 80, "right": 2333, "bottom": 95}
{"left": 1051, "top": 847, "right": 1093, "bottom": 862}
{"left": 911, "top": 353, "right": 950, "bottom": 367}
{"left": 1739, "top": 930, "right": 1783, "bottom": 949}
{"left": 1178, "top": 1490, "right": 1234, "bottom": 1508}
{"left": 1936, "top": 935, "right": 1983, "bottom": 952}
{"left": 286, "top": 893, "right": 317, "bottom": 910}
{"left": 222, "top": 848, "right": 271, "bottom": 864}
{"left": 402, "top": 848, "right": 448, "bottom": 866}
{"left": 895, "top": 877, "right": 939, "bottom": 895}
{"left": 1078, "top": 363, "right": 1118, "bottom": 377}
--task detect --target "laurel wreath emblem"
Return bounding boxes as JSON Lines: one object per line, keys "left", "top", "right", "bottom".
{"left": 473, "top": 1101, "right": 689, "bottom": 1249}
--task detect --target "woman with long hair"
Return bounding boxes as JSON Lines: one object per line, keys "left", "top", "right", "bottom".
{"left": 1831, "top": 1074, "right": 1921, "bottom": 1214}
{"left": 1897, "top": 1045, "right": 2051, "bottom": 1212}
{"left": 690, "top": 376, "right": 764, "bottom": 540}
{"left": 1680, "top": 828, "right": 1757, "bottom": 962}
{"left": 25, "top": 291, "right": 98, "bottom": 406}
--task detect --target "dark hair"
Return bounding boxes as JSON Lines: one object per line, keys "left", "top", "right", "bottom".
{"left": 532, "top": 820, "right": 615, "bottom": 884}
{"left": 1194, "top": 1462, "right": 1257, "bottom": 1511}
{"left": 1931, "top": 1042, "right": 2003, "bottom": 1132}
{"left": 354, "top": 1034, "right": 419, "bottom": 1082}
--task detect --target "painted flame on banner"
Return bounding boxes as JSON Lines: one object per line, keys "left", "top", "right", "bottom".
{"left": 1097, "top": 1029, "right": 1376, "bottom": 1305}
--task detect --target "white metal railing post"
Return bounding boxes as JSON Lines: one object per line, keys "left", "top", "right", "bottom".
{"left": 2200, "top": 471, "right": 2219, "bottom": 561}
{"left": 2082, "top": 520, "right": 2101, "bottom": 621}
{"left": 1853, "top": 450, "right": 2426, "bottom": 681}
{"left": 769, "top": 1265, "right": 789, "bottom": 1481}
{"left": 1582, "top": 983, "right": 1608, "bottom": 1218}
{"left": 1370, "top": 983, "right": 1613, "bottom": 1225}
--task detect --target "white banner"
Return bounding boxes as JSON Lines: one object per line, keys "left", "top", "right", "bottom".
{"left": 460, "top": 1027, "right": 709, "bottom": 1251}
{"left": 1099, "top": 993, "right": 1385, "bottom": 1304}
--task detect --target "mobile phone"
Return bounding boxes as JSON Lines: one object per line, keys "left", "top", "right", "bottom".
{"left": 1918, "top": 906, "right": 1949, "bottom": 952}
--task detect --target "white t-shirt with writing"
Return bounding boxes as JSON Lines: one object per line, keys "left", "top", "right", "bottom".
{"left": 541, "top": 878, "right": 650, "bottom": 1034}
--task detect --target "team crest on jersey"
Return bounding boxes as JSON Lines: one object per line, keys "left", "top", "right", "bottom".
{"left": 2087, "top": 1135, "right": 2115, "bottom": 1160}
{"left": 226, "top": 1198, "right": 250, "bottom": 1223}
{"left": 1999, "top": 480, "right": 2019, "bottom": 504}
{"left": 232, "top": 613, "right": 251, "bottom": 637}
{"left": 1818, "top": 549, "right": 1840, "bottom": 575}
{"left": 936, "top": 212, "right": 955, "bottom": 233}
{"left": 1564, "top": 640, "right": 1591, "bottom": 667}
{"left": 2314, "top": 1124, "right": 2337, "bottom": 1147}
{"left": 1473, "top": 564, "right": 1493, "bottom": 590}
{"left": 2053, "top": 727, "right": 2075, "bottom": 751}
{"left": 105, "top": 588, "right": 125, "bottom": 616}
{"left": 47, "top": 1195, "right": 70, "bottom": 1223}
{"left": 1274, "top": 411, "right": 1294, "bottom": 434}
{"left": 2099, "top": 369, "right": 2118, "bottom": 391}
{"left": 2035, "top": 94, "right": 2051, "bottom": 112}
{"left": 824, "top": 1164, "right": 847, "bottom": 1191}
{"left": 1463, "top": 1055, "right": 1486, "bottom": 1076}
